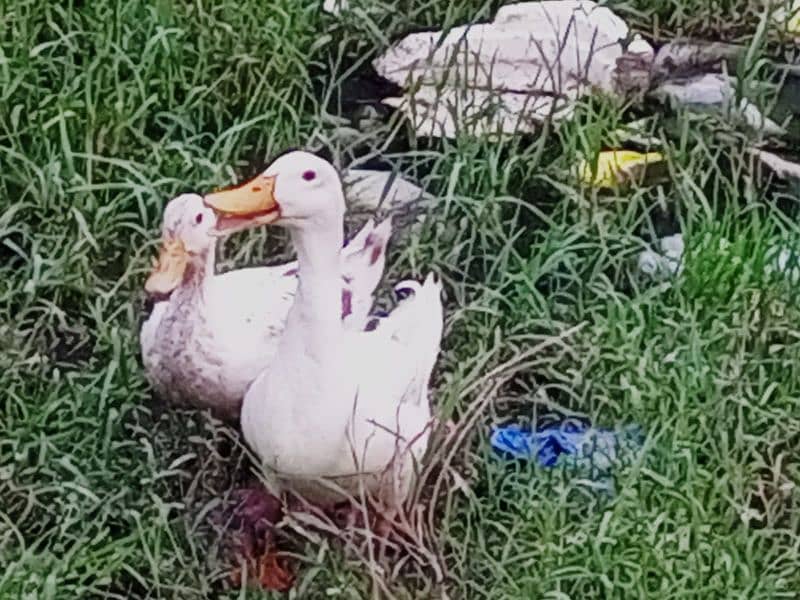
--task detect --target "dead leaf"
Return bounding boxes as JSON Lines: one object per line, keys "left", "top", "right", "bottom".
{"left": 230, "top": 550, "right": 295, "bottom": 592}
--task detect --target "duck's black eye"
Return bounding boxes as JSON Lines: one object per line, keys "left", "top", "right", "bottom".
{"left": 195, "top": 212, "right": 204, "bottom": 225}
{"left": 302, "top": 170, "right": 316, "bottom": 182}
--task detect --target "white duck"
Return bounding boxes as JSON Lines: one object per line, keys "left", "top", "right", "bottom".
{"left": 140, "top": 193, "right": 391, "bottom": 420}
{"left": 203, "top": 152, "right": 443, "bottom": 512}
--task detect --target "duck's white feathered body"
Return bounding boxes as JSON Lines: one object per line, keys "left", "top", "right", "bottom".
{"left": 140, "top": 201, "right": 391, "bottom": 419}
{"left": 140, "top": 263, "right": 297, "bottom": 417}
{"left": 241, "top": 274, "right": 443, "bottom": 505}
{"left": 201, "top": 152, "right": 444, "bottom": 509}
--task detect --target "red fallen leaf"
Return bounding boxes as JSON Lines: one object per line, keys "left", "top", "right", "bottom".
{"left": 224, "top": 487, "right": 283, "bottom": 559}
{"left": 229, "top": 550, "right": 294, "bottom": 592}
{"left": 256, "top": 552, "right": 295, "bottom": 591}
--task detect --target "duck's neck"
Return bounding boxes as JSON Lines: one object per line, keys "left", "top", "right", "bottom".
{"left": 168, "top": 248, "right": 215, "bottom": 312}
{"left": 282, "top": 220, "right": 344, "bottom": 359}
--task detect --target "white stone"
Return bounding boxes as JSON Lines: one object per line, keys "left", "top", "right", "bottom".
{"left": 373, "top": 1, "right": 653, "bottom": 137}
{"left": 381, "top": 87, "right": 572, "bottom": 138}
{"left": 342, "top": 169, "right": 429, "bottom": 212}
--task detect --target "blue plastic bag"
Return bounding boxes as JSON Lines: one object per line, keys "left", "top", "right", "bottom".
{"left": 490, "top": 421, "right": 643, "bottom": 471}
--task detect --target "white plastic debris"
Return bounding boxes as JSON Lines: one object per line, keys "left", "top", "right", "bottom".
{"left": 637, "top": 233, "right": 684, "bottom": 280}
{"left": 342, "top": 169, "right": 429, "bottom": 212}
{"left": 654, "top": 73, "right": 731, "bottom": 106}
{"left": 739, "top": 101, "right": 785, "bottom": 137}
{"left": 322, "top": 0, "right": 348, "bottom": 14}
{"left": 638, "top": 231, "right": 800, "bottom": 285}
{"left": 752, "top": 149, "right": 800, "bottom": 180}
{"left": 766, "top": 245, "right": 800, "bottom": 285}
{"left": 373, "top": 1, "right": 653, "bottom": 137}
{"left": 652, "top": 74, "right": 785, "bottom": 137}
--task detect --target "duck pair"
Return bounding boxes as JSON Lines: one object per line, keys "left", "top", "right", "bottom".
{"left": 140, "top": 151, "right": 443, "bottom": 515}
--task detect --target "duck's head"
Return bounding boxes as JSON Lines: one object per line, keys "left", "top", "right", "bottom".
{"left": 145, "top": 193, "right": 218, "bottom": 297}
{"left": 203, "top": 151, "right": 345, "bottom": 234}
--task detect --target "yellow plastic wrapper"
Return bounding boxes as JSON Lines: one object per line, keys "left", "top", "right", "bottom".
{"left": 577, "top": 150, "right": 665, "bottom": 189}
{"left": 788, "top": 9, "right": 800, "bottom": 35}
{"left": 772, "top": 0, "right": 800, "bottom": 38}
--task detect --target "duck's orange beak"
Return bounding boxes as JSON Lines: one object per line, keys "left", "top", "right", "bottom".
{"left": 145, "top": 238, "right": 188, "bottom": 297}
{"left": 204, "top": 175, "right": 280, "bottom": 234}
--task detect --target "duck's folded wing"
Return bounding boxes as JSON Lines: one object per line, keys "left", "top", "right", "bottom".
{"left": 140, "top": 300, "right": 168, "bottom": 376}
{"left": 207, "top": 264, "right": 298, "bottom": 345}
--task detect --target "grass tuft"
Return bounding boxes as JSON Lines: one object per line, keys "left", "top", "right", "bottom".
{"left": 2, "top": 0, "right": 799, "bottom": 597}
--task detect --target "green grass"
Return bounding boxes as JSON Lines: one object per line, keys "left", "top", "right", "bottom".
{"left": 2, "top": 0, "right": 800, "bottom": 598}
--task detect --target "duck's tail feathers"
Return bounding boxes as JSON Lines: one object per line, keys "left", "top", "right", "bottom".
{"left": 386, "top": 273, "right": 443, "bottom": 360}
{"left": 341, "top": 217, "right": 393, "bottom": 329}
{"left": 388, "top": 273, "right": 444, "bottom": 402}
